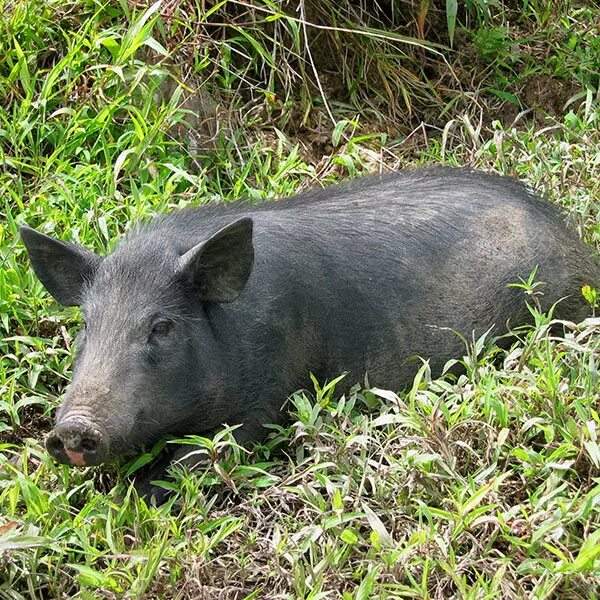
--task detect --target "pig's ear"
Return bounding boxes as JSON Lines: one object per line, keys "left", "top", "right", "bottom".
{"left": 20, "top": 226, "right": 102, "bottom": 307}
{"left": 179, "top": 217, "right": 254, "bottom": 303}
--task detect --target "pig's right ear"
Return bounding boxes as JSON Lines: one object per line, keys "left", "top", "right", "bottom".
{"left": 20, "top": 226, "right": 102, "bottom": 306}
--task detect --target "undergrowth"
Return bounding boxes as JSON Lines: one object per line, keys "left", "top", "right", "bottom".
{"left": 1, "top": 0, "right": 599, "bottom": 598}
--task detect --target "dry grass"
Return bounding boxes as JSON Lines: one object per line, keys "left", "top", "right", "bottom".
{"left": 1, "top": 0, "right": 599, "bottom": 598}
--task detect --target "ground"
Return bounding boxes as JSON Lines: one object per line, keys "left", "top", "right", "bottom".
{"left": 0, "top": 1, "right": 599, "bottom": 598}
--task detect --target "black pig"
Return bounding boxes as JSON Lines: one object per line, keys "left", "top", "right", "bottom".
{"left": 20, "top": 168, "right": 600, "bottom": 500}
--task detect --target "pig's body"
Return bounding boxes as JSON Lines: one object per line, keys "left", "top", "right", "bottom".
{"left": 144, "top": 168, "right": 595, "bottom": 385}
{"left": 21, "top": 168, "right": 600, "bottom": 500}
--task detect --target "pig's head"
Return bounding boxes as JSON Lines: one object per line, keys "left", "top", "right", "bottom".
{"left": 20, "top": 219, "right": 254, "bottom": 467}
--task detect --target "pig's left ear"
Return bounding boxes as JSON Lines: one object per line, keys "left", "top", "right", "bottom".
{"left": 179, "top": 217, "right": 254, "bottom": 303}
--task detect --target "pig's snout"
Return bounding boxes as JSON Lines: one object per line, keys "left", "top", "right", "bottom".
{"left": 46, "top": 418, "right": 107, "bottom": 466}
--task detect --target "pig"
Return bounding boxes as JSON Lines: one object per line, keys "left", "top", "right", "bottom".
{"left": 20, "top": 167, "right": 600, "bottom": 502}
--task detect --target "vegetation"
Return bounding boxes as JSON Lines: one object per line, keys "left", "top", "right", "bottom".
{"left": 1, "top": 0, "right": 599, "bottom": 597}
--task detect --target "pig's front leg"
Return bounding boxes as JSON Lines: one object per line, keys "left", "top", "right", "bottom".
{"left": 171, "top": 412, "right": 276, "bottom": 469}
{"left": 133, "top": 416, "right": 276, "bottom": 504}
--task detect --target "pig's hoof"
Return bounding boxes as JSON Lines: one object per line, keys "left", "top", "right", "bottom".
{"left": 131, "top": 445, "right": 211, "bottom": 505}
{"left": 133, "top": 476, "right": 172, "bottom": 506}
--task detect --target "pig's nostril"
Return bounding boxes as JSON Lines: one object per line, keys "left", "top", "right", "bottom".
{"left": 80, "top": 437, "right": 98, "bottom": 453}
{"left": 47, "top": 435, "right": 65, "bottom": 456}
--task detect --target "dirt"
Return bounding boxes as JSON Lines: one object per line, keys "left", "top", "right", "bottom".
{"left": 1, "top": 404, "right": 53, "bottom": 447}
{"left": 523, "top": 73, "right": 583, "bottom": 118}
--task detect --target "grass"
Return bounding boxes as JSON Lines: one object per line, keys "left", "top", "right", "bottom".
{"left": 1, "top": 0, "right": 600, "bottom": 598}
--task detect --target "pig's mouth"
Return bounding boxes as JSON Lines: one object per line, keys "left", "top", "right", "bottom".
{"left": 45, "top": 410, "right": 166, "bottom": 467}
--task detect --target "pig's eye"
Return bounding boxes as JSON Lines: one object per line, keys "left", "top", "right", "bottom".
{"left": 149, "top": 319, "right": 172, "bottom": 339}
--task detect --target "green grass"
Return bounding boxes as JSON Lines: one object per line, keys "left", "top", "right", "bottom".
{"left": 1, "top": 0, "right": 600, "bottom": 598}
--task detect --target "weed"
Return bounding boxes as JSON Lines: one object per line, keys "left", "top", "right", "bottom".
{"left": 1, "top": 0, "right": 599, "bottom": 598}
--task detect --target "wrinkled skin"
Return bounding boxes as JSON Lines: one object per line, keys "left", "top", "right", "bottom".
{"left": 21, "top": 167, "right": 600, "bottom": 503}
